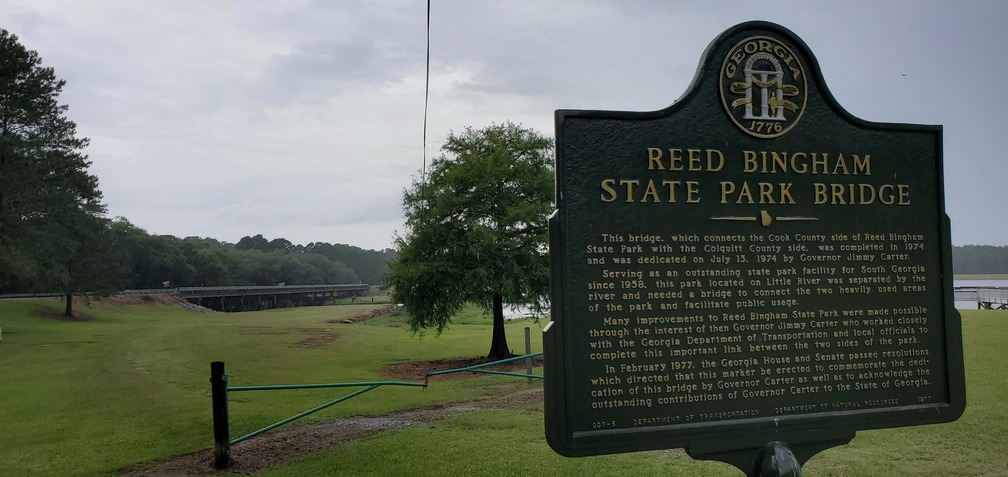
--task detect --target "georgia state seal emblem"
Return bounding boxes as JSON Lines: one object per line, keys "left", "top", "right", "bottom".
{"left": 720, "top": 36, "right": 807, "bottom": 139}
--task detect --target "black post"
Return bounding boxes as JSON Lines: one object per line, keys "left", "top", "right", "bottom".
{"left": 751, "top": 441, "right": 802, "bottom": 477}
{"left": 211, "top": 361, "right": 233, "bottom": 469}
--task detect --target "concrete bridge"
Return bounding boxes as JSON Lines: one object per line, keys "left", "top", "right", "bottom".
{"left": 111, "top": 284, "right": 371, "bottom": 312}
{"left": 176, "top": 284, "right": 370, "bottom": 312}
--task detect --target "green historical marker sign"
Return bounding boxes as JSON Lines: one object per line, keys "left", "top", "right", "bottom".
{"left": 544, "top": 21, "right": 965, "bottom": 472}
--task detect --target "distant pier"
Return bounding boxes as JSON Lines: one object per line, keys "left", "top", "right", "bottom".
{"left": 954, "top": 286, "right": 1008, "bottom": 310}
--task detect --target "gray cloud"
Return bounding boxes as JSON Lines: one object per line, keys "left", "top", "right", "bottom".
{"left": 1, "top": 0, "right": 1006, "bottom": 248}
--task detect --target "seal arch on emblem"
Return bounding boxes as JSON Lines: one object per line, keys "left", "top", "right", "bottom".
{"left": 720, "top": 35, "right": 807, "bottom": 138}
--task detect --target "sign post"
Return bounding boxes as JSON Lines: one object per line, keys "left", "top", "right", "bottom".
{"left": 544, "top": 21, "right": 965, "bottom": 475}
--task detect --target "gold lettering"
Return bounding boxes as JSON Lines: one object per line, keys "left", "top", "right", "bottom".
{"left": 688, "top": 149, "right": 703, "bottom": 171}
{"left": 771, "top": 152, "right": 787, "bottom": 173}
{"left": 619, "top": 180, "right": 640, "bottom": 203}
{"left": 641, "top": 180, "right": 661, "bottom": 203}
{"left": 859, "top": 184, "right": 876, "bottom": 205}
{"left": 812, "top": 153, "right": 827, "bottom": 174}
{"left": 759, "top": 182, "right": 774, "bottom": 203}
{"left": 779, "top": 183, "right": 795, "bottom": 204}
{"left": 662, "top": 180, "right": 681, "bottom": 203}
{"left": 742, "top": 150, "right": 868, "bottom": 175}
{"left": 687, "top": 181, "right": 700, "bottom": 203}
{"left": 645, "top": 147, "right": 725, "bottom": 172}
{"left": 669, "top": 148, "right": 684, "bottom": 171}
{"left": 880, "top": 185, "right": 910, "bottom": 205}
{"left": 791, "top": 152, "right": 808, "bottom": 173}
{"left": 707, "top": 149, "right": 725, "bottom": 171}
{"left": 743, "top": 151, "right": 758, "bottom": 173}
{"left": 812, "top": 183, "right": 910, "bottom": 205}
{"left": 737, "top": 181, "right": 754, "bottom": 204}
{"left": 853, "top": 154, "right": 871, "bottom": 175}
{"left": 600, "top": 179, "right": 617, "bottom": 202}
{"left": 814, "top": 183, "right": 827, "bottom": 204}
{"left": 720, "top": 181, "right": 735, "bottom": 204}
{"left": 832, "top": 153, "right": 850, "bottom": 175}
{"left": 726, "top": 48, "right": 745, "bottom": 78}
{"left": 647, "top": 148, "right": 664, "bottom": 170}
{"left": 831, "top": 183, "right": 846, "bottom": 204}
{"left": 879, "top": 185, "right": 895, "bottom": 205}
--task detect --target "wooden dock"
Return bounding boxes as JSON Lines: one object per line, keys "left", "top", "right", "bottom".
{"left": 954, "top": 286, "right": 1008, "bottom": 310}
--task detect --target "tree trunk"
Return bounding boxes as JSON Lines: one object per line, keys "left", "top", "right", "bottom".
{"left": 487, "top": 292, "right": 512, "bottom": 360}
{"left": 64, "top": 290, "right": 74, "bottom": 317}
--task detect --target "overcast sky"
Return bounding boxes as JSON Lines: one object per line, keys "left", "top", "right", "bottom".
{"left": 3, "top": 1, "right": 1006, "bottom": 249}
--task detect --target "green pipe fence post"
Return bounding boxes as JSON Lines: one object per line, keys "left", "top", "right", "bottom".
{"left": 524, "top": 327, "right": 533, "bottom": 384}
{"left": 210, "top": 361, "right": 233, "bottom": 469}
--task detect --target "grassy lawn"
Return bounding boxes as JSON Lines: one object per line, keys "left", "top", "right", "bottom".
{"left": 954, "top": 274, "right": 1008, "bottom": 280}
{"left": 0, "top": 299, "right": 1005, "bottom": 476}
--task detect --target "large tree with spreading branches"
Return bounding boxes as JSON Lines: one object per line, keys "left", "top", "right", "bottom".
{"left": 0, "top": 29, "right": 107, "bottom": 315}
{"left": 387, "top": 122, "right": 554, "bottom": 359}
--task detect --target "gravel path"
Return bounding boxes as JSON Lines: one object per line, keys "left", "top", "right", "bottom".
{"left": 122, "top": 386, "right": 543, "bottom": 476}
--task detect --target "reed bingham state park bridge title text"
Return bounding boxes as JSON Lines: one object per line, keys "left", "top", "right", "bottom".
{"left": 599, "top": 147, "right": 909, "bottom": 207}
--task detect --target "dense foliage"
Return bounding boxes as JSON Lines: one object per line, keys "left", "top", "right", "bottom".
{"left": 97, "top": 221, "right": 392, "bottom": 289}
{"left": 952, "top": 245, "right": 1008, "bottom": 274}
{"left": 386, "top": 122, "right": 554, "bottom": 359}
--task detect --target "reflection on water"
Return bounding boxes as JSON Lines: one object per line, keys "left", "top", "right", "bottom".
{"left": 504, "top": 304, "right": 548, "bottom": 320}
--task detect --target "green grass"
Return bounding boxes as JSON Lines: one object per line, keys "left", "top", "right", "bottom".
{"left": 0, "top": 299, "right": 1005, "bottom": 476}
{"left": 953, "top": 274, "right": 1008, "bottom": 280}
{"left": 801, "top": 309, "right": 1008, "bottom": 477}
{"left": 0, "top": 298, "right": 541, "bottom": 476}
{"left": 255, "top": 409, "right": 733, "bottom": 477}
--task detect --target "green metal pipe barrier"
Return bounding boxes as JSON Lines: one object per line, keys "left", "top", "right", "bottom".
{"left": 211, "top": 353, "right": 543, "bottom": 469}
{"left": 228, "top": 381, "right": 427, "bottom": 446}
{"left": 211, "top": 362, "right": 426, "bottom": 469}
{"left": 234, "top": 384, "right": 367, "bottom": 445}
{"left": 229, "top": 381, "right": 427, "bottom": 392}
{"left": 424, "top": 352, "right": 543, "bottom": 384}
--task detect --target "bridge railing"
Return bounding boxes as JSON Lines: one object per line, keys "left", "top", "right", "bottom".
{"left": 179, "top": 284, "right": 368, "bottom": 298}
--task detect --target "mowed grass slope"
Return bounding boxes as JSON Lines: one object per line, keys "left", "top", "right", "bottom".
{"left": 0, "top": 298, "right": 542, "bottom": 476}
{"left": 0, "top": 299, "right": 1005, "bottom": 476}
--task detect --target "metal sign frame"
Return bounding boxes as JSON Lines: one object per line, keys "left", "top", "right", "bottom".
{"left": 544, "top": 21, "right": 965, "bottom": 472}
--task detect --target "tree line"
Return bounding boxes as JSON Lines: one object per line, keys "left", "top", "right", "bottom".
{"left": 0, "top": 30, "right": 392, "bottom": 315}
{"left": 113, "top": 224, "right": 393, "bottom": 290}
{"left": 0, "top": 215, "right": 394, "bottom": 293}
{"left": 952, "top": 245, "right": 1008, "bottom": 275}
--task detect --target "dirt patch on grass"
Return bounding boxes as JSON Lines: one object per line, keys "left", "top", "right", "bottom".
{"left": 382, "top": 355, "right": 544, "bottom": 382}
{"left": 290, "top": 331, "right": 339, "bottom": 349}
{"left": 292, "top": 303, "right": 403, "bottom": 348}
{"left": 326, "top": 304, "right": 400, "bottom": 324}
{"left": 120, "top": 385, "right": 543, "bottom": 477}
{"left": 96, "top": 294, "right": 185, "bottom": 306}
{"left": 93, "top": 294, "right": 215, "bottom": 312}
{"left": 32, "top": 308, "right": 96, "bottom": 322}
